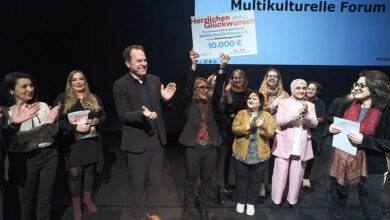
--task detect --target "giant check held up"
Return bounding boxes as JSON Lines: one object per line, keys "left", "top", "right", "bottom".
{"left": 191, "top": 11, "right": 258, "bottom": 60}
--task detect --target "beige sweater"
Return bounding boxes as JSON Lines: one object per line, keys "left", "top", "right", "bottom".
{"left": 232, "top": 109, "right": 275, "bottom": 161}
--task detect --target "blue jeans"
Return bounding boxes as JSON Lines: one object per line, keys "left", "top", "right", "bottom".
{"left": 328, "top": 174, "right": 384, "bottom": 220}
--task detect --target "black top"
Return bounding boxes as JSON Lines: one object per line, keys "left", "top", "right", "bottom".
{"left": 132, "top": 76, "right": 156, "bottom": 129}
{"left": 310, "top": 98, "right": 326, "bottom": 148}
{"left": 54, "top": 93, "right": 106, "bottom": 171}
{"left": 226, "top": 88, "right": 252, "bottom": 120}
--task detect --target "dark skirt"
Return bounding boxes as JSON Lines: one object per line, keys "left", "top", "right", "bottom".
{"left": 68, "top": 137, "right": 99, "bottom": 168}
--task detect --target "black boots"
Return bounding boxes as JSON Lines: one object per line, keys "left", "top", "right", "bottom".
{"left": 217, "top": 186, "right": 225, "bottom": 204}
{"left": 181, "top": 205, "right": 193, "bottom": 220}
{"left": 197, "top": 203, "right": 209, "bottom": 220}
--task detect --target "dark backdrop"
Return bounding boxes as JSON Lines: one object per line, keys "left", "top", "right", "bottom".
{"left": 1, "top": 1, "right": 389, "bottom": 131}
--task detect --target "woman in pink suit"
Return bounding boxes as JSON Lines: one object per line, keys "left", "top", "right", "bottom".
{"left": 271, "top": 79, "right": 318, "bottom": 214}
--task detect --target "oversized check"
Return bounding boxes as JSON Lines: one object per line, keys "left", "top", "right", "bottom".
{"left": 191, "top": 11, "right": 257, "bottom": 60}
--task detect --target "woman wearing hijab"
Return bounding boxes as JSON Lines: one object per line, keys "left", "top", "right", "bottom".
{"left": 271, "top": 79, "right": 318, "bottom": 213}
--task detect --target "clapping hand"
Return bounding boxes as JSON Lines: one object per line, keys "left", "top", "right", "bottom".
{"left": 142, "top": 106, "right": 157, "bottom": 120}
{"left": 246, "top": 115, "right": 256, "bottom": 131}
{"left": 257, "top": 117, "right": 264, "bottom": 129}
{"left": 298, "top": 103, "right": 308, "bottom": 115}
{"left": 45, "top": 103, "right": 61, "bottom": 124}
{"left": 10, "top": 101, "right": 40, "bottom": 124}
{"left": 161, "top": 83, "right": 177, "bottom": 101}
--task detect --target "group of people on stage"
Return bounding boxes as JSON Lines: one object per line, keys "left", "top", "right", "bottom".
{"left": 0, "top": 45, "right": 389, "bottom": 220}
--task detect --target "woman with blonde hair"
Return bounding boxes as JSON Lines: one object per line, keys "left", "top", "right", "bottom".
{"left": 54, "top": 70, "right": 106, "bottom": 220}
{"left": 258, "top": 68, "right": 289, "bottom": 196}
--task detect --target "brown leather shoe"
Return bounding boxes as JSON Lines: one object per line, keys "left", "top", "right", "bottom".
{"left": 146, "top": 213, "right": 162, "bottom": 220}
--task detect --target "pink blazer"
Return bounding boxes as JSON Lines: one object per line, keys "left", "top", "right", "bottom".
{"left": 272, "top": 97, "right": 318, "bottom": 161}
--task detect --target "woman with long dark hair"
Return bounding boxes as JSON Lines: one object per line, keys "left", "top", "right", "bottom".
{"left": 327, "top": 70, "right": 390, "bottom": 219}
{"left": 0, "top": 72, "right": 60, "bottom": 220}
{"left": 54, "top": 70, "right": 106, "bottom": 220}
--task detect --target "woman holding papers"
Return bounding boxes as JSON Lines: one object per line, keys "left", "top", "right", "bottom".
{"left": 0, "top": 72, "right": 60, "bottom": 220}
{"left": 54, "top": 70, "right": 106, "bottom": 220}
{"left": 302, "top": 81, "right": 326, "bottom": 188}
{"left": 327, "top": 70, "right": 390, "bottom": 220}
{"left": 231, "top": 91, "right": 275, "bottom": 216}
{"left": 179, "top": 50, "right": 229, "bottom": 220}
{"left": 271, "top": 79, "right": 318, "bottom": 214}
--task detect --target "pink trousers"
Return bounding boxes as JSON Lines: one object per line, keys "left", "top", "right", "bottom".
{"left": 271, "top": 156, "right": 306, "bottom": 205}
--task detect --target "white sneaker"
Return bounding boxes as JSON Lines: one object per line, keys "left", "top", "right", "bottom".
{"left": 259, "top": 183, "right": 266, "bottom": 197}
{"left": 246, "top": 204, "right": 255, "bottom": 216}
{"left": 302, "top": 179, "right": 311, "bottom": 188}
{"left": 236, "top": 203, "right": 245, "bottom": 214}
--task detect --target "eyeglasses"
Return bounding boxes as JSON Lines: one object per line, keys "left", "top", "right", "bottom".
{"left": 197, "top": 86, "right": 209, "bottom": 91}
{"left": 352, "top": 82, "right": 368, "bottom": 91}
{"left": 267, "top": 75, "right": 279, "bottom": 79}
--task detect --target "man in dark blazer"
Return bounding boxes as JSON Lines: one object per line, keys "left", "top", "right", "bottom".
{"left": 113, "top": 45, "right": 176, "bottom": 220}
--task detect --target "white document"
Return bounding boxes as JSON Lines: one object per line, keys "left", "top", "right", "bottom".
{"left": 191, "top": 11, "right": 257, "bottom": 59}
{"left": 332, "top": 117, "right": 360, "bottom": 156}
{"left": 67, "top": 110, "right": 97, "bottom": 139}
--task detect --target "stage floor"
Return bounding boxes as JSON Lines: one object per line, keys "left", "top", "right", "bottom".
{"left": 47, "top": 132, "right": 390, "bottom": 220}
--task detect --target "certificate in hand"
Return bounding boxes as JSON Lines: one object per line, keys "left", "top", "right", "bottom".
{"left": 332, "top": 117, "right": 360, "bottom": 156}
{"left": 191, "top": 10, "right": 257, "bottom": 60}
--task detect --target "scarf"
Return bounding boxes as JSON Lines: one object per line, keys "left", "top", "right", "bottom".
{"left": 304, "top": 96, "right": 323, "bottom": 123}
{"left": 328, "top": 99, "right": 382, "bottom": 186}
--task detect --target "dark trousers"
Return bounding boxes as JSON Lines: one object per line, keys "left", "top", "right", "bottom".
{"left": 127, "top": 134, "right": 163, "bottom": 220}
{"left": 328, "top": 174, "right": 384, "bottom": 220}
{"left": 184, "top": 144, "right": 217, "bottom": 207}
{"left": 304, "top": 158, "right": 314, "bottom": 179}
{"left": 216, "top": 142, "right": 228, "bottom": 187}
{"left": 264, "top": 135, "right": 275, "bottom": 186}
{"left": 304, "top": 139, "right": 317, "bottom": 179}
{"left": 10, "top": 147, "right": 58, "bottom": 220}
{"left": 233, "top": 157, "right": 267, "bottom": 204}
{"left": 0, "top": 178, "right": 3, "bottom": 220}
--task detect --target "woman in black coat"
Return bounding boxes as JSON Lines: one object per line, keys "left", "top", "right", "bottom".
{"left": 327, "top": 70, "right": 390, "bottom": 219}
